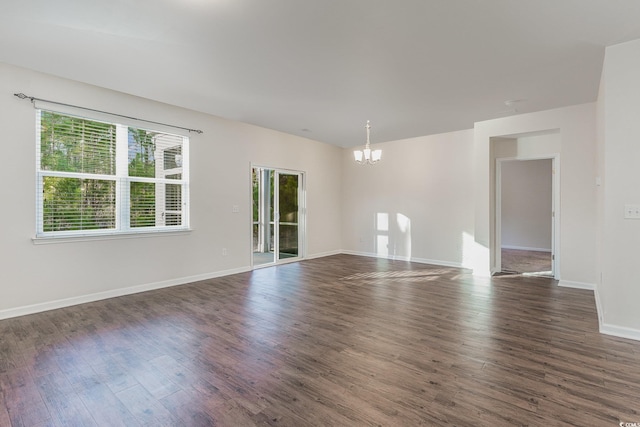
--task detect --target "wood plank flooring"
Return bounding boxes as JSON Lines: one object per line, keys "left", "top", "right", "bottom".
{"left": 1, "top": 254, "right": 640, "bottom": 426}
{"left": 501, "top": 249, "right": 552, "bottom": 275}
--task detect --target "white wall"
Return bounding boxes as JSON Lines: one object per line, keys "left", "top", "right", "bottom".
{"left": 500, "top": 159, "right": 552, "bottom": 251}
{"left": 474, "top": 103, "right": 597, "bottom": 287}
{"left": 598, "top": 39, "right": 640, "bottom": 337}
{"left": 0, "top": 62, "right": 343, "bottom": 317}
{"left": 341, "top": 129, "right": 475, "bottom": 268}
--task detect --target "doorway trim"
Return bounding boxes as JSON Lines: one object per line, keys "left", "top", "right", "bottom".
{"left": 495, "top": 155, "right": 560, "bottom": 279}
{"left": 250, "top": 163, "right": 306, "bottom": 269}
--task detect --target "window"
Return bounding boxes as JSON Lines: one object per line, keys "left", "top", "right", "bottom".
{"left": 36, "top": 110, "right": 189, "bottom": 238}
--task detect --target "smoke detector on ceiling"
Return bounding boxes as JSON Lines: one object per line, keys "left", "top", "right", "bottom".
{"left": 497, "top": 99, "right": 526, "bottom": 115}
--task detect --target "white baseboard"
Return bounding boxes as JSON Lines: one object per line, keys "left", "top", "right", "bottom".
{"left": 593, "top": 287, "right": 640, "bottom": 342}
{"left": 340, "top": 250, "right": 464, "bottom": 269}
{"left": 594, "top": 286, "right": 604, "bottom": 326}
{"left": 501, "top": 245, "right": 552, "bottom": 252}
{"left": 305, "top": 249, "right": 343, "bottom": 260}
{"left": 0, "top": 266, "right": 252, "bottom": 321}
{"left": 600, "top": 323, "right": 640, "bottom": 342}
{"left": 410, "top": 256, "right": 463, "bottom": 269}
{"left": 557, "top": 280, "right": 595, "bottom": 290}
{"left": 341, "top": 249, "right": 382, "bottom": 258}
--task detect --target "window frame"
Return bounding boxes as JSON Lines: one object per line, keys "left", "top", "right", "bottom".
{"left": 34, "top": 109, "right": 190, "bottom": 240}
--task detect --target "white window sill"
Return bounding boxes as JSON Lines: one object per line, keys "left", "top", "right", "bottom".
{"left": 32, "top": 229, "right": 193, "bottom": 245}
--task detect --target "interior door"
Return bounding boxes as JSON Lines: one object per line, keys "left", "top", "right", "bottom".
{"left": 496, "top": 158, "right": 555, "bottom": 277}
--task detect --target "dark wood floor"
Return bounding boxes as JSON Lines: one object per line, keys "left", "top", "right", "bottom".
{"left": 1, "top": 254, "right": 639, "bottom": 426}
{"left": 501, "top": 249, "right": 552, "bottom": 275}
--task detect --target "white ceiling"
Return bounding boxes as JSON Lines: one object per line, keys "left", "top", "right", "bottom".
{"left": 2, "top": 0, "right": 640, "bottom": 147}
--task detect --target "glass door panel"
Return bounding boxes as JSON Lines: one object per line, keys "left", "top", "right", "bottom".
{"left": 278, "top": 173, "right": 299, "bottom": 260}
{"left": 252, "top": 169, "right": 260, "bottom": 253}
{"left": 252, "top": 168, "right": 275, "bottom": 266}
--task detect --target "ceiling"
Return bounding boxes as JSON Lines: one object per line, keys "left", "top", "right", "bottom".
{"left": 2, "top": 0, "right": 640, "bottom": 147}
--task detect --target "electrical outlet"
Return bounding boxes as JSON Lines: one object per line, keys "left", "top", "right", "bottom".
{"left": 232, "top": 205, "right": 239, "bottom": 213}
{"left": 222, "top": 248, "right": 228, "bottom": 256}
{"left": 624, "top": 204, "right": 640, "bottom": 219}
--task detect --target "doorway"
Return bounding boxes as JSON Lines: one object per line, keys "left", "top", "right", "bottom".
{"left": 495, "top": 157, "right": 558, "bottom": 278}
{"left": 252, "top": 166, "right": 304, "bottom": 267}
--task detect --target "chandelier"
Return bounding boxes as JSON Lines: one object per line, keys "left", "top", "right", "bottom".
{"left": 353, "top": 120, "right": 382, "bottom": 165}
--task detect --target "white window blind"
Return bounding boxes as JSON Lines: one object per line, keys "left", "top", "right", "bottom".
{"left": 36, "top": 110, "right": 189, "bottom": 238}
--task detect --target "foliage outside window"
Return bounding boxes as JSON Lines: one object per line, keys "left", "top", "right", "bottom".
{"left": 36, "top": 110, "right": 189, "bottom": 237}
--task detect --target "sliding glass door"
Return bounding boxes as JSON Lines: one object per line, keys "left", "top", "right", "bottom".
{"left": 252, "top": 167, "right": 303, "bottom": 266}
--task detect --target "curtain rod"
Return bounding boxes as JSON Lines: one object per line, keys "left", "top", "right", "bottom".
{"left": 14, "top": 92, "right": 203, "bottom": 134}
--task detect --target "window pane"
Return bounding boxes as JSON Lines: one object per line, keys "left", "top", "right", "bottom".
{"left": 279, "top": 224, "right": 298, "bottom": 258}
{"left": 165, "top": 213, "right": 181, "bottom": 226}
{"left": 42, "top": 177, "right": 116, "bottom": 231}
{"left": 130, "top": 182, "right": 156, "bottom": 227}
{"left": 252, "top": 168, "right": 259, "bottom": 222}
{"left": 279, "top": 174, "right": 298, "bottom": 224}
{"left": 165, "top": 184, "right": 182, "bottom": 211}
{"left": 128, "top": 129, "right": 184, "bottom": 179}
{"left": 128, "top": 128, "right": 157, "bottom": 178}
{"left": 253, "top": 223, "right": 259, "bottom": 251}
{"left": 40, "top": 112, "right": 116, "bottom": 175}
{"left": 163, "top": 145, "right": 182, "bottom": 172}
{"left": 164, "top": 184, "right": 182, "bottom": 226}
{"left": 269, "top": 170, "right": 275, "bottom": 222}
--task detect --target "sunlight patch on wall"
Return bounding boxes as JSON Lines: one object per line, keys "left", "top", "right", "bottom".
{"left": 462, "top": 231, "right": 490, "bottom": 277}
{"left": 373, "top": 212, "right": 413, "bottom": 260}
{"left": 396, "top": 213, "right": 412, "bottom": 259}
{"left": 377, "top": 212, "right": 389, "bottom": 231}
{"left": 376, "top": 212, "right": 389, "bottom": 257}
{"left": 377, "top": 236, "right": 389, "bottom": 257}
